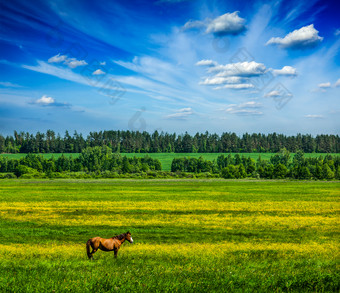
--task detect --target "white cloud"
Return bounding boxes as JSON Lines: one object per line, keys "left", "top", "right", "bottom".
{"left": 65, "top": 58, "right": 87, "bottom": 68}
{"left": 93, "top": 69, "right": 105, "bottom": 75}
{"left": 266, "top": 24, "right": 323, "bottom": 49}
{"left": 224, "top": 101, "right": 263, "bottom": 115}
{"left": 48, "top": 53, "right": 68, "bottom": 63}
{"left": 200, "top": 76, "right": 244, "bottom": 85}
{"left": 215, "top": 83, "right": 254, "bottom": 90}
{"left": 183, "top": 19, "right": 205, "bottom": 30}
{"left": 334, "top": 78, "right": 340, "bottom": 87}
{"left": 100, "top": 61, "right": 106, "bottom": 66}
{"left": 304, "top": 114, "right": 323, "bottom": 119}
{"left": 195, "top": 59, "right": 218, "bottom": 66}
{"left": 198, "top": 60, "right": 267, "bottom": 91}
{"left": 335, "top": 29, "right": 340, "bottom": 36}
{"left": 264, "top": 90, "right": 280, "bottom": 97}
{"left": 206, "top": 12, "right": 246, "bottom": 36}
{"left": 47, "top": 54, "right": 87, "bottom": 68}
{"left": 0, "top": 81, "right": 22, "bottom": 87}
{"left": 209, "top": 61, "right": 267, "bottom": 77}
{"left": 165, "top": 107, "right": 193, "bottom": 120}
{"left": 35, "top": 95, "right": 55, "bottom": 105}
{"left": 318, "top": 82, "right": 331, "bottom": 88}
{"left": 264, "top": 90, "right": 293, "bottom": 98}
{"left": 272, "top": 66, "right": 297, "bottom": 76}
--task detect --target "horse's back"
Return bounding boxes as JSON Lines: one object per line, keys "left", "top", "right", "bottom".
{"left": 88, "top": 236, "right": 103, "bottom": 245}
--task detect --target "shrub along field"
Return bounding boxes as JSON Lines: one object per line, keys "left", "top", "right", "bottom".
{"left": 0, "top": 180, "right": 339, "bottom": 292}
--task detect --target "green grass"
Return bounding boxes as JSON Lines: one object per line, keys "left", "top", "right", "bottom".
{"left": 0, "top": 179, "right": 339, "bottom": 292}
{"left": 1, "top": 152, "right": 338, "bottom": 171}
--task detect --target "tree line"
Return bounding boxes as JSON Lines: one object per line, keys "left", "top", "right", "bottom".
{"left": 171, "top": 150, "right": 340, "bottom": 180}
{"left": 1, "top": 130, "right": 339, "bottom": 154}
{"left": 0, "top": 147, "right": 338, "bottom": 180}
{"left": 0, "top": 146, "right": 161, "bottom": 179}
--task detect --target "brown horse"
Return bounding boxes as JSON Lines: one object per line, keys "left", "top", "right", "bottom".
{"left": 86, "top": 231, "right": 133, "bottom": 259}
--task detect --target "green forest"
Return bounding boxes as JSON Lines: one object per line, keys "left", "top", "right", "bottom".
{"left": 0, "top": 146, "right": 339, "bottom": 180}
{"left": 1, "top": 130, "right": 339, "bottom": 153}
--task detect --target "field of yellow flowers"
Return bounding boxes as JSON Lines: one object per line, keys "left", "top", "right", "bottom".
{"left": 0, "top": 179, "right": 339, "bottom": 292}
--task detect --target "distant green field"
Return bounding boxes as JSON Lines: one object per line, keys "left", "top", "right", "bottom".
{"left": 0, "top": 179, "right": 338, "bottom": 292}
{"left": 1, "top": 152, "right": 338, "bottom": 171}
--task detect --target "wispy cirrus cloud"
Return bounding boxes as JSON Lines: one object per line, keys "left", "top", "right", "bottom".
{"left": 304, "top": 114, "right": 323, "bottom": 119}
{"left": 224, "top": 101, "right": 263, "bottom": 116}
{"left": 165, "top": 107, "right": 193, "bottom": 120}
{"left": 199, "top": 76, "right": 245, "bottom": 85}
{"left": 0, "top": 81, "right": 22, "bottom": 88}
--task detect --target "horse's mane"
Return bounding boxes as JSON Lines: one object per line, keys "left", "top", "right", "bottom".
{"left": 112, "top": 233, "right": 126, "bottom": 240}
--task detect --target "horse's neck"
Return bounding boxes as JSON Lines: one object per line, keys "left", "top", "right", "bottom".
{"left": 114, "top": 236, "right": 126, "bottom": 244}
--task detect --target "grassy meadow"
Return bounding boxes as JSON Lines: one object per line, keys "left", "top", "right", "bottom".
{"left": 0, "top": 179, "right": 339, "bottom": 292}
{"left": 1, "top": 152, "right": 338, "bottom": 171}
{"left": 0, "top": 180, "right": 340, "bottom": 292}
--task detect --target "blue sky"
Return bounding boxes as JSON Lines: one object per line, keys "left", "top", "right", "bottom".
{"left": 0, "top": 0, "right": 339, "bottom": 136}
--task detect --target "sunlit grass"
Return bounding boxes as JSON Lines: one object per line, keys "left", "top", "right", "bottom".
{"left": 0, "top": 180, "right": 339, "bottom": 292}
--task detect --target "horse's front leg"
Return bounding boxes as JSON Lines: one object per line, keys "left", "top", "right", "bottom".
{"left": 114, "top": 248, "right": 118, "bottom": 258}
{"left": 90, "top": 248, "right": 98, "bottom": 260}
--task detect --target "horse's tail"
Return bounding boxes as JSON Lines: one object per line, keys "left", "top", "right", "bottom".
{"left": 86, "top": 239, "right": 92, "bottom": 259}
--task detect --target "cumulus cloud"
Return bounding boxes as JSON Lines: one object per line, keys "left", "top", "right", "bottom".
{"left": 48, "top": 54, "right": 87, "bottom": 68}
{"left": 209, "top": 61, "right": 267, "bottom": 77}
{"left": 92, "top": 69, "right": 105, "bottom": 75}
{"left": 205, "top": 12, "right": 246, "bottom": 36}
{"left": 65, "top": 58, "right": 87, "bottom": 69}
{"left": 304, "top": 114, "right": 323, "bottom": 119}
{"left": 318, "top": 82, "right": 331, "bottom": 88}
{"left": 224, "top": 101, "right": 263, "bottom": 116}
{"left": 272, "top": 66, "right": 297, "bottom": 76}
{"left": 183, "top": 11, "right": 246, "bottom": 36}
{"left": 31, "top": 95, "right": 71, "bottom": 108}
{"left": 266, "top": 24, "right": 323, "bottom": 49}
{"left": 335, "top": 79, "right": 340, "bottom": 87}
{"left": 165, "top": 107, "right": 193, "bottom": 120}
{"left": 35, "top": 95, "right": 55, "bottom": 105}
{"left": 198, "top": 59, "right": 269, "bottom": 91}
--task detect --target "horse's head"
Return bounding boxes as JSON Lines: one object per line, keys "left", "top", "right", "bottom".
{"left": 126, "top": 231, "right": 133, "bottom": 243}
